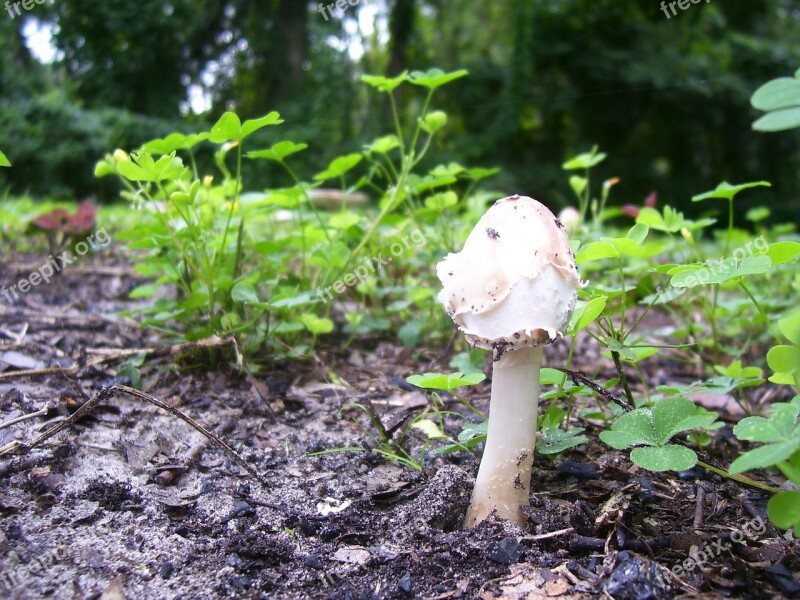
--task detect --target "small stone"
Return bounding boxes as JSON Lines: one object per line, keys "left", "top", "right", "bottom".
{"left": 485, "top": 537, "right": 524, "bottom": 564}
{"left": 160, "top": 562, "right": 174, "bottom": 579}
{"left": 397, "top": 571, "right": 413, "bottom": 594}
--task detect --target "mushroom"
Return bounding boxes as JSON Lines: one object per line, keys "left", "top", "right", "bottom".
{"left": 436, "top": 194, "right": 581, "bottom": 527}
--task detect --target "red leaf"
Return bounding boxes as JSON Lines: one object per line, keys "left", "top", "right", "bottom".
{"left": 622, "top": 204, "right": 640, "bottom": 218}
{"left": 644, "top": 191, "right": 657, "bottom": 208}
{"left": 32, "top": 213, "right": 64, "bottom": 230}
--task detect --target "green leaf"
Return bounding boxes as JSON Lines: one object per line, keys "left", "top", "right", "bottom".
{"left": 408, "top": 68, "right": 468, "bottom": 90}
{"left": 751, "top": 77, "right": 800, "bottom": 111}
{"left": 779, "top": 311, "right": 800, "bottom": 346}
{"left": 0, "top": 150, "right": 10, "bottom": 167}
{"left": 563, "top": 149, "right": 606, "bottom": 170}
{"left": 600, "top": 410, "right": 658, "bottom": 448}
{"left": 143, "top": 132, "right": 210, "bottom": 154}
{"left": 768, "top": 241, "right": 800, "bottom": 266}
{"left": 568, "top": 296, "right": 607, "bottom": 333}
{"left": 94, "top": 158, "right": 116, "bottom": 178}
{"left": 669, "top": 255, "right": 772, "bottom": 288}
{"left": 231, "top": 282, "right": 261, "bottom": 305}
{"left": 240, "top": 111, "right": 283, "bottom": 139}
{"left": 465, "top": 167, "right": 500, "bottom": 181}
{"left": 361, "top": 71, "right": 409, "bottom": 92}
{"left": 117, "top": 160, "right": 152, "bottom": 182}
{"left": 365, "top": 135, "right": 401, "bottom": 155}
{"left": 767, "top": 345, "right": 800, "bottom": 383}
{"left": 627, "top": 223, "right": 649, "bottom": 244}
{"left": 420, "top": 110, "right": 448, "bottom": 134}
{"left": 692, "top": 181, "right": 771, "bottom": 203}
{"left": 247, "top": 141, "right": 307, "bottom": 162}
{"left": 537, "top": 428, "right": 588, "bottom": 455}
{"left": 209, "top": 112, "right": 242, "bottom": 143}
{"left": 424, "top": 191, "right": 458, "bottom": 211}
{"left": 569, "top": 175, "right": 587, "bottom": 197}
{"left": 406, "top": 372, "right": 485, "bottom": 393}
{"left": 314, "top": 153, "right": 362, "bottom": 181}
{"left": 652, "top": 397, "right": 709, "bottom": 444}
{"left": 631, "top": 445, "right": 697, "bottom": 472}
{"left": 734, "top": 404, "right": 800, "bottom": 443}
{"left": 753, "top": 107, "right": 800, "bottom": 132}
{"left": 768, "top": 491, "right": 800, "bottom": 535}
{"left": 576, "top": 237, "right": 645, "bottom": 262}
{"left": 729, "top": 440, "right": 800, "bottom": 474}
{"left": 300, "top": 314, "right": 334, "bottom": 335}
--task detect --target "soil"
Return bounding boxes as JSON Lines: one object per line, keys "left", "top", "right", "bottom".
{"left": 0, "top": 249, "right": 798, "bottom": 600}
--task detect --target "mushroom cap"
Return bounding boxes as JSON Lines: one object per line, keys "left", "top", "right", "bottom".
{"left": 437, "top": 195, "right": 581, "bottom": 357}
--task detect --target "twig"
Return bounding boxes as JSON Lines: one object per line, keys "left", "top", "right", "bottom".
{"left": 0, "top": 384, "right": 269, "bottom": 488}
{"left": 0, "top": 405, "right": 49, "bottom": 431}
{"left": 553, "top": 367, "right": 634, "bottom": 411}
{"left": 693, "top": 484, "right": 706, "bottom": 529}
{"left": 522, "top": 527, "right": 575, "bottom": 541}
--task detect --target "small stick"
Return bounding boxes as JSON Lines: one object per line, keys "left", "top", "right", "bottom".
{"left": 0, "top": 406, "right": 49, "bottom": 431}
{"left": 553, "top": 367, "right": 634, "bottom": 411}
{"left": 0, "top": 384, "right": 269, "bottom": 488}
{"left": 693, "top": 485, "right": 706, "bottom": 529}
{"left": 522, "top": 527, "right": 575, "bottom": 541}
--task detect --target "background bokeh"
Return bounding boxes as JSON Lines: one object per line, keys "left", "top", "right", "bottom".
{"left": 1, "top": 0, "right": 799, "bottom": 224}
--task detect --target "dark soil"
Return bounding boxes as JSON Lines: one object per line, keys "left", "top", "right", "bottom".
{"left": 0, "top": 251, "right": 798, "bottom": 599}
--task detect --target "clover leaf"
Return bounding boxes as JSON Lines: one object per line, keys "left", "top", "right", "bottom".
{"left": 599, "top": 397, "right": 720, "bottom": 472}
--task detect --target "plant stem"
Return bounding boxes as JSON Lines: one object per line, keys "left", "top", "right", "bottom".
{"left": 696, "top": 460, "right": 780, "bottom": 494}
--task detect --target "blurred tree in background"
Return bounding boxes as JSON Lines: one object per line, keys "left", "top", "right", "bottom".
{"left": 0, "top": 0, "right": 798, "bottom": 223}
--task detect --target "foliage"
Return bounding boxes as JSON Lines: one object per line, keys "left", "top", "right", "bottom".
{"left": 599, "top": 397, "right": 720, "bottom": 472}
{"left": 94, "top": 68, "right": 482, "bottom": 361}
{"left": 751, "top": 67, "right": 800, "bottom": 132}
{"left": 730, "top": 396, "right": 800, "bottom": 535}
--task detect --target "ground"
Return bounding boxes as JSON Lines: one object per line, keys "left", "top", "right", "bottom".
{"left": 0, "top": 250, "right": 798, "bottom": 600}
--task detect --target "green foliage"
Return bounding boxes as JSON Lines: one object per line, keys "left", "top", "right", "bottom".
{"left": 406, "top": 372, "right": 486, "bottom": 393}
{"left": 0, "top": 151, "right": 9, "bottom": 168}
{"left": 730, "top": 396, "right": 800, "bottom": 535}
{"left": 751, "top": 68, "right": 800, "bottom": 132}
{"left": 95, "top": 68, "right": 483, "bottom": 362}
{"left": 766, "top": 311, "right": 800, "bottom": 385}
{"left": 600, "top": 397, "right": 721, "bottom": 472}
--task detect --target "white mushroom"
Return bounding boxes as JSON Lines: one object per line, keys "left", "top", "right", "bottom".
{"left": 436, "top": 194, "right": 581, "bottom": 527}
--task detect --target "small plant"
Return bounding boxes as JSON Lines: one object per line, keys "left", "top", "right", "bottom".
{"left": 730, "top": 396, "right": 800, "bottom": 536}
{"left": 28, "top": 200, "right": 99, "bottom": 256}
{"left": 599, "top": 397, "right": 721, "bottom": 472}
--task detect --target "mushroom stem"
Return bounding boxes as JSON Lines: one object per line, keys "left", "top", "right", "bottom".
{"left": 464, "top": 345, "right": 543, "bottom": 527}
